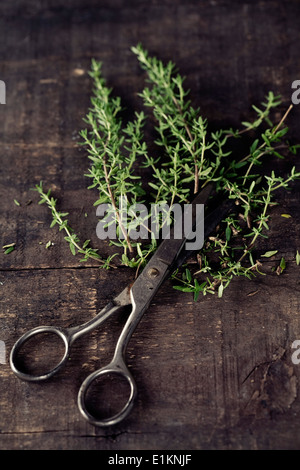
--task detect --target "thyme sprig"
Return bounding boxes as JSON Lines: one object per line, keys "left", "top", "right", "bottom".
{"left": 33, "top": 182, "right": 115, "bottom": 268}
{"left": 35, "top": 44, "right": 300, "bottom": 298}
{"left": 79, "top": 59, "right": 148, "bottom": 254}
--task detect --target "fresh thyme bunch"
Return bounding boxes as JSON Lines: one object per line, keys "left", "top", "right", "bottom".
{"left": 35, "top": 44, "right": 300, "bottom": 298}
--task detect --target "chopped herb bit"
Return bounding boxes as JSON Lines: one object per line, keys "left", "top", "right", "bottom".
{"left": 3, "top": 243, "right": 16, "bottom": 249}
{"left": 218, "top": 283, "right": 224, "bottom": 298}
{"left": 3, "top": 243, "right": 16, "bottom": 254}
{"left": 276, "top": 257, "right": 286, "bottom": 275}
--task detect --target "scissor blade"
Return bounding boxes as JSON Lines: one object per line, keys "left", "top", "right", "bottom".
{"left": 149, "top": 183, "right": 214, "bottom": 267}
{"left": 110, "top": 185, "right": 233, "bottom": 308}
{"left": 112, "top": 285, "right": 132, "bottom": 307}
{"left": 113, "top": 185, "right": 227, "bottom": 356}
{"left": 111, "top": 186, "right": 234, "bottom": 304}
{"left": 174, "top": 197, "right": 236, "bottom": 269}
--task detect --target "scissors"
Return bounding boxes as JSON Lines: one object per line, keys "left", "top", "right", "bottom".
{"left": 10, "top": 184, "right": 234, "bottom": 427}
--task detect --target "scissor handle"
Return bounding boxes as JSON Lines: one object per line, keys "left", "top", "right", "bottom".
{"left": 76, "top": 276, "right": 163, "bottom": 427}
{"left": 10, "top": 325, "right": 71, "bottom": 382}
{"left": 78, "top": 356, "right": 137, "bottom": 427}
{"left": 10, "top": 301, "right": 123, "bottom": 383}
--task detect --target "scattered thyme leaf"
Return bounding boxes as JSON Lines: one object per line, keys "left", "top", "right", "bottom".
{"left": 4, "top": 247, "right": 15, "bottom": 254}
{"left": 261, "top": 250, "right": 278, "bottom": 258}
{"left": 276, "top": 256, "right": 286, "bottom": 275}
{"left": 296, "top": 250, "right": 300, "bottom": 266}
{"left": 3, "top": 243, "right": 16, "bottom": 249}
{"left": 280, "top": 257, "right": 286, "bottom": 270}
{"left": 218, "top": 283, "right": 224, "bottom": 298}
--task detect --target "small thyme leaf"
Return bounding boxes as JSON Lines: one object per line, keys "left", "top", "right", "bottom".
{"left": 280, "top": 257, "right": 286, "bottom": 270}
{"left": 261, "top": 250, "right": 278, "bottom": 258}
{"left": 276, "top": 257, "right": 286, "bottom": 275}
{"left": 218, "top": 283, "right": 224, "bottom": 298}
{"left": 4, "top": 247, "right": 15, "bottom": 254}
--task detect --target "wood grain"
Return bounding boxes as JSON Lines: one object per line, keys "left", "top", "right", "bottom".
{"left": 0, "top": 0, "right": 300, "bottom": 450}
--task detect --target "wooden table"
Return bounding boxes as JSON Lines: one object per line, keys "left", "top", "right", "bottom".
{"left": 1, "top": 0, "right": 300, "bottom": 450}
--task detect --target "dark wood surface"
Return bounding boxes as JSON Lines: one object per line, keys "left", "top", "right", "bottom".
{"left": 1, "top": 0, "right": 300, "bottom": 450}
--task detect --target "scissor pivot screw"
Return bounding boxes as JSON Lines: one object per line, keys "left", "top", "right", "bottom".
{"left": 147, "top": 267, "right": 159, "bottom": 278}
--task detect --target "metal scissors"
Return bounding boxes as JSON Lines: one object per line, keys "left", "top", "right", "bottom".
{"left": 10, "top": 184, "right": 233, "bottom": 427}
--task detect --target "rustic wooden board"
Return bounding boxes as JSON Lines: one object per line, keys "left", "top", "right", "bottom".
{"left": 1, "top": 0, "right": 300, "bottom": 450}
